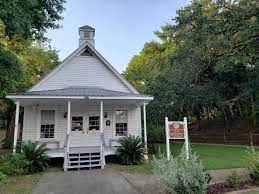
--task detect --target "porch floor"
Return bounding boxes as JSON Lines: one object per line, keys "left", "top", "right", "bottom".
{"left": 46, "top": 146, "right": 117, "bottom": 158}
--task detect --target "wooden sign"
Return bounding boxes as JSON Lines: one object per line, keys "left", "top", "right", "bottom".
{"left": 165, "top": 117, "right": 189, "bottom": 160}
{"left": 168, "top": 121, "right": 185, "bottom": 139}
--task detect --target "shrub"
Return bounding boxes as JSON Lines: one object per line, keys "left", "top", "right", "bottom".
{"left": 116, "top": 135, "right": 145, "bottom": 165}
{"left": 226, "top": 171, "right": 239, "bottom": 188}
{"left": 153, "top": 149, "right": 210, "bottom": 194}
{"left": 242, "top": 146, "right": 259, "bottom": 182}
{"left": 0, "top": 172, "right": 8, "bottom": 185}
{"left": 21, "top": 141, "right": 49, "bottom": 173}
{"left": 146, "top": 125, "right": 164, "bottom": 143}
{"left": 0, "top": 153, "right": 29, "bottom": 175}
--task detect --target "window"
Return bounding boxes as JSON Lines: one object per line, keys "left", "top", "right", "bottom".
{"left": 89, "top": 116, "right": 99, "bottom": 131}
{"left": 40, "top": 110, "right": 55, "bottom": 138}
{"left": 71, "top": 116, "right": 83, "bottom": 131}
{"left": 115, "top": 110, "right": 128, "bottom": 136}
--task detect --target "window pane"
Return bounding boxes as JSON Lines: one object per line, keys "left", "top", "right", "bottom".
{"left": 115, "top": 110, "right": 128, "bottom": 136}
{"left": 71, "top": 116, "right": 83, "bottom": 131}
{"left": 89, "top": 116, "right": 100, "bottom": 131}
{"left": 40, "top": 110, "right": 55, "bottom": 138}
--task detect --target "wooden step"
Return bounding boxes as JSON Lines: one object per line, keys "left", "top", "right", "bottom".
{"left": 67, "top": 163, "right": 101, "bottom": 169}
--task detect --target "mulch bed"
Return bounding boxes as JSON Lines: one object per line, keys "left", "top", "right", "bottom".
{"left": 207, "top": 181, "right": 254, "bottom": 194}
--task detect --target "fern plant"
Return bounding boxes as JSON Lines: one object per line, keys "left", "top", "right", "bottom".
{"left": 116, "top": 135, "right": 145, "bottom": 165}
{"left": 21, "top": 141, "right": 49, "bottom": 173}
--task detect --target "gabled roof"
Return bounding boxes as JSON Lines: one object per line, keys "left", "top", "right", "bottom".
{"left": 29, "top": 41, "right": 139, "bottom": 94}
{"left": 7, "top": 87, "right": 153, "bottom": 100}
{"left": 79, "top": 25, "right": 95, "bottom": 31}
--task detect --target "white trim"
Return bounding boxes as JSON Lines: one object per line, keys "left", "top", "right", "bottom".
{"left": 28, "top": 42, "right": 139, "bottom": 94}
{"left": 6, "top": 95, "right": 85, "bottom": 99}
{"left": 143, "top": 102, "right": 147, "bottom": 150}
{"left": 88, "top": 96, "right": 154, "bottom": 100}
{"left": 13, "top": 101, "right": 20, "bottom": 153}
{"left": 38, "top": 108, "right": 57, "bottom": 140}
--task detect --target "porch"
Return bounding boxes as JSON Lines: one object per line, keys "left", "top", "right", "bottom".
{"left": 46, "top": 146, "right": 117, "bottom": 158}
{"left": 6, "top": 87, "right": 153, "bottom": 171}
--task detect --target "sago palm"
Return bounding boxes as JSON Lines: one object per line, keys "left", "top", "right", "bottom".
{"left": 116, "top": 135, "right": 145, "bottom": 165}
{"left": 21, "top": 141, "right": 49, "bottom": 173}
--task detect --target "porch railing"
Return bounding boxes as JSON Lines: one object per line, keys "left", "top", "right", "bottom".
{"left": 63, "top": 133, "right": 69, "bottom": 171}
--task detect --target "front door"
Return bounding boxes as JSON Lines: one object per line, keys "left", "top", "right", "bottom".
{"left": 70, "top": 114, "right": 101, "bottom": 147}
{"left": 70, "top": 115, "right": 86, "bottom": 147}
{"left": 87, "top": 115, "right": 101, "bottom": 146}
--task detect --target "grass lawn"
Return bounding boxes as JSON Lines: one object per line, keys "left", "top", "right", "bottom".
{"left": 115, "top": 143, "right": 253, "bottom": 174}
{"left": 0, "top": 167, "right": 62, "bottom": 194}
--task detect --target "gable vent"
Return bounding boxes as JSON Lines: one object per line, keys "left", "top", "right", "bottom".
{"left": 81, "top": 48, "right": 93, "bottom": 56}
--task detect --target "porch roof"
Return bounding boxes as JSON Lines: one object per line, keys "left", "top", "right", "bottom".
{"left": 6, "top": 87, "right": 153, "bottom": 103}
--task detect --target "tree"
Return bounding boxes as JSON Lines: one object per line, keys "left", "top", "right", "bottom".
{"left": 0, "top": 0, "right": 65, "bottom": 41}
{"left": 19, "top": 42, "right": 60, "bottom": 90}
{"left": 124, "top": 0, "right": 258, "bottom": 127}
{"left": 124, "top": 41, "right": 175, "bottom": 92}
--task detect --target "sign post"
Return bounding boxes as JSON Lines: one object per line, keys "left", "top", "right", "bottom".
{"left": 165, "top": 117, "right": 170, "bottom": 161}
{"left": 165, "top": 117, "right": 189, "bottom": 160}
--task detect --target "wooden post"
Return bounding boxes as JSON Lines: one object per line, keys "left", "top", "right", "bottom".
{"left": 143, "top": 102, "right": 147, "bottom": 150}
{"left": 67, "top": 100, "right": 71, "bottom": 152}
{"left": 165, "top": 117, "right": 170, "bottom": 160}
{"left": 13, "top": 101, "right": 20, "bottom": 153}
{"left": 100, "top": 100, "right": 104, "bottom": 169}
{"left": 184, "top": 117, "right": 190, "bottom": 160}
{"left": 143, "top": 102, "right": 149, "bottom": 161}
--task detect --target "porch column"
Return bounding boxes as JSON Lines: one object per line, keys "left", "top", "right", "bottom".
{"left": 100, "top": 100, "right": 104, "bottom": 169}
{"left": 66, "top": 100, "right": 71, "bottom": 153}
{"left": 143, "top": 102, "right": 147, "bottom": 150}
{"left": 13, "top": 101, "right": 20, "bottom": 153}
{"left": 67, "top": 100, "right": 71, "bottom": 135}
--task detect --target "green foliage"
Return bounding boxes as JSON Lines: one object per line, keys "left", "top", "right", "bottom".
{"left": 21, "top": 141, "right": 49, "bottom": 173}
{"left": 19, "top": 42, "right": 60, "bottom": 90}
{"left": 147, "top": 125, "right": 164, "bottom": 143}
{"left": 242, "top": 146, "right": 259, "bottom": 182}
{"left": 125, "top": 0, "right": 258, "bottom": 125}
{"left": 0, "top": 0, "right": 65, "bottom": 41}
{"left": 0, "top": 172, "right": 8, "bottom": 185}
{"left": 0, "top": 153, "right": 30, "bottom": 175}
{"left": 116, "top": 135, "right": 145, "bottom": 165}
{"left": 0, "top": 46, "right": 23, "bottom": 98}
{"left": 226, "top": 171, "right": 240, "bottom": 188}
{"left": 153, "top": 149, "right": 210, "bottom": 194}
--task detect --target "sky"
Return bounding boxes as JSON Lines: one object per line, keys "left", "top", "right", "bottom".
{"left": 46, "top": 0, "right": 190, "bottom": 72}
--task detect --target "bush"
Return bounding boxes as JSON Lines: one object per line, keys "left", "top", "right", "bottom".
{"left": 226, "top": 171, "right": 239, "bottom": 188}
{"left": 146, "top": 125, "right": 164, "bottom": 143}
{"left": 0, "top": 153, "right": 30, "bottom": 175}
{"left": 242, "top": 146, "right": 259, "bottom": 182}
{"left": 21, "top": 141, "right": 49, "bottom": 173}
{"left": 116, "top": 135, "right": 145, "bottom": 165}
{"left": 0, "top": 172, "right": 8, "bottom": 185}
{"left": 153, "top": 149, "right": 210, "bottom": 194}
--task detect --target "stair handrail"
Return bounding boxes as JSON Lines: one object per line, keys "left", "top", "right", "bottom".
{"left": 63, "top": 133, "right": 70, "bottom": 171}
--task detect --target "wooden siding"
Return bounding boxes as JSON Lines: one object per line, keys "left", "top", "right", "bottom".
{"left": 22, "top": 104, "right": 142, "bottom": 148}
{"left": 31, "top": 56, "right": 132, "bottom": 93}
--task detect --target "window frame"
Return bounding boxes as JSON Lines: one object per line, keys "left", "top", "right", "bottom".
{"left": 115, "top": 110, "right": 128, "bottom": 137}
{"left": 88, "top": 115, "right": 100, "bottom": 131}
{"left": 39, "top": 109, "right": 56, "bottom": 139}
{"left": 71, "top": 116, "right": 84, "bottom": 131}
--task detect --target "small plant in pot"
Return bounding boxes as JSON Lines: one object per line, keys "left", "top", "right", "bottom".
{"left": 116, "top": 135, "right": 145, "bottom": 165}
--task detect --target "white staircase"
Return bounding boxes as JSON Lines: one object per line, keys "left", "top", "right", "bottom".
{"left": 63, "top": 134, "right": 105, "bottom": 171}
{"left": 66, "top": 151, "right": 102, "bottom": 170}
